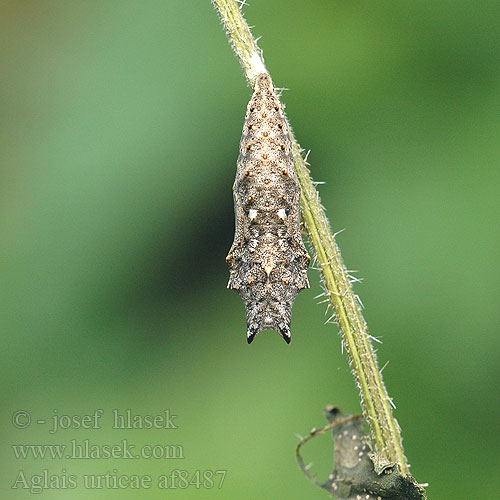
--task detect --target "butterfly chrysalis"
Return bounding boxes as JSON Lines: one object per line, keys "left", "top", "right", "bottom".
{"left": 226, "top": 73, "right": 310, "bottom": 344}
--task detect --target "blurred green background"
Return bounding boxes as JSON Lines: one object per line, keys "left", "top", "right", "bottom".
{"left": 1, "top": 1, "right": 499, "bottom": 498}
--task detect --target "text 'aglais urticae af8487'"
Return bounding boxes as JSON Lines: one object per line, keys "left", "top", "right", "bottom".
{"left": 226, "top": 73, "right": 310, "bottom": 344}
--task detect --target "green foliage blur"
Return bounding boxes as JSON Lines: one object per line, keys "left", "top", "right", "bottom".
{"left": 1, "top": 1, "right": 498, "bottom": 498}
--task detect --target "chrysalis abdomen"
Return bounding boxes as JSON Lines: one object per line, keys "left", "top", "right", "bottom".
{"left": 226, "top": 73, "right": 310, "bottom": 344}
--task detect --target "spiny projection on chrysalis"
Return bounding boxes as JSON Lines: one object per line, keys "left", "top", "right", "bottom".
{"left": 226, "top": 73, "right": 310, "bottom": 344}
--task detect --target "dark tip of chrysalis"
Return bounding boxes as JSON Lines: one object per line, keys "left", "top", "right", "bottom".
{"left": 277, "top": 323, "right": 291, "bottom": 344}
{"left": 247, "top": 331, "right": 256, "bottom": 344}
{"left": 279, "top": 329, "right": 291, "bottom": 344}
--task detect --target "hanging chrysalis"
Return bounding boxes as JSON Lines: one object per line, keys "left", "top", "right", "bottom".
{"left": 226, "top": 73, "right": 310, "bottom": 344}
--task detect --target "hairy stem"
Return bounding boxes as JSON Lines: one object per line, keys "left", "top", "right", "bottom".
{"left": 212, "top": 0, "right": 409, "bottom": 475}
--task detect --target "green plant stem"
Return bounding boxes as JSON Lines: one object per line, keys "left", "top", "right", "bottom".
{"left": 212, "top": 0, "right": 409, "bottom": 475}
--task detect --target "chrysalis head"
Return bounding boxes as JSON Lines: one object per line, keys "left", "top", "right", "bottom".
{"left": 247, "top": 323, "right": 290, "bottom": 344}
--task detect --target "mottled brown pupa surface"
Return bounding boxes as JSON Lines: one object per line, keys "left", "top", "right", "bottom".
{"left": 226, "top": 73, "right": 310, "bottom": 344}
